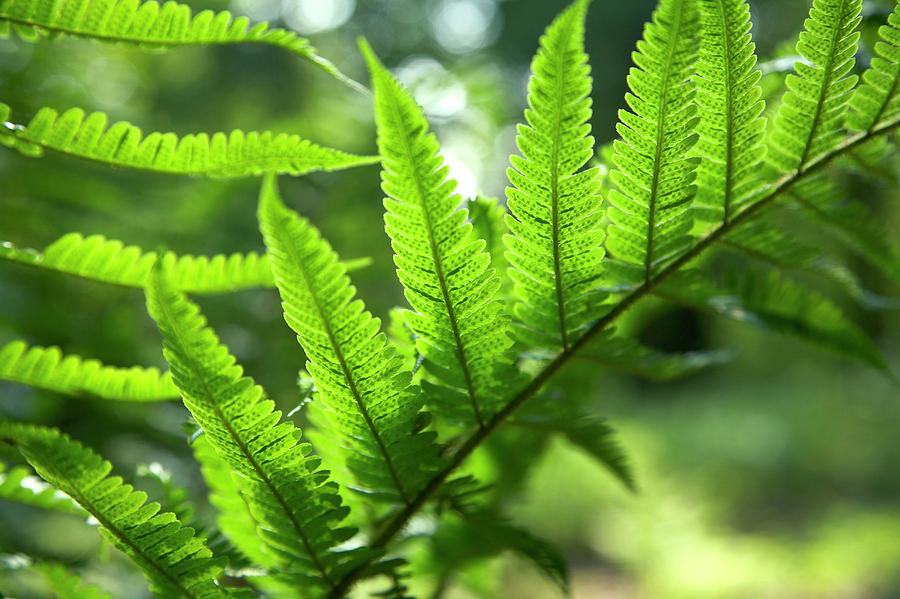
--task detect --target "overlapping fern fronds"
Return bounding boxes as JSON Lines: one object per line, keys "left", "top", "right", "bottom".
{"left": 0, "top": 340, "right": 177, "bottom": 400}
{"left": 0, "top": 423, "right": 231, "bottom": 599}
{"left": 0, "top": 104, "right": 378, "bottom": 178}
{"left": 768, "top": 0, "right": 863, "bottom": 173}
{"left": 694, "top": 0, "right": 766, "bottom": 225}
{"left": 504, "top": 0, "right": 605, "bottom": 350}
{"left": 847, "top": 2, "right": 900, "bottom": 132}
{"left": 659, "top": 269, "right": 886, "bottom": 370}
{"left": 0, "top": 0, "right": 362, "bottom": 89}
{"left": 362, "top": 40, "right": 512, "bottom": 427}
{"left": 606, "top": 0, "right": 701, "bottom": 284}
{"left": 0, "top": 461, "right": 84, "bottom": 515}
{"left": 259, "top": 175, "right": 442, "bottom": 504}
{"left": 146, "top": 273, "right": 361, "bottom": 591}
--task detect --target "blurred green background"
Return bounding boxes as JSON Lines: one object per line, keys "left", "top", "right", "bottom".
{"left": 1, "top": 0, "right": 899, "bottom": 597}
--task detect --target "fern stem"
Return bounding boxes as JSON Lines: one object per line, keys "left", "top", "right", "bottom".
{"left": 326, "top": 114, "right": 900, "bottom": 599}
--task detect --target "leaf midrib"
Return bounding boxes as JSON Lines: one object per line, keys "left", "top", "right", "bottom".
{"left": 644, "top": 0, "right": 688, "bottom": 282}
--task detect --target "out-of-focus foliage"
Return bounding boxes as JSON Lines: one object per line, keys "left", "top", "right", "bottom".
{"left": 1, "top": 0, "right": 899, "bottom": 598}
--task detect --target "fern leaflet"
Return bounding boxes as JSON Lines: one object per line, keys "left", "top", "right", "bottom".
{"left": 847, "top": 3, "right": 900, "bottom": 132}
{"left": 0, "top": 461, "right": 84, "bottom": 515}
{"left": 767, "top": 0, "right": 862, "bottom": 173}
{"left": 1, "top": 233, "right": 369, "bottom": 293}
{"left": 658, "top": 269, "right": 886, "bottom": 370}
{"left": 0, "top": 423, "right": 230, "bottom": 599}
{"left": 505, "top": 0, "right": 605, "bottom": 350}
{"left": 362, "top": 40, "right": 512, "bottom": 427}
{"left": 0, "top": 104, "right": 378, "bottom": 178}
{"left": 259, "top": 174, "right": 442, "bottom": 504}
{"left": 694, "top": 0, "right": 766, "bottom": 225}
{"left": 0, "top": 0, "right": 362, "bottom": 90}
{"left": 0, "top": 340, "right": 177, "bottom": 400}
{"left": 146, "top": 273, "right": 360, "bottom": 591}
{"left": 33, "top": 563, "right": 114, "bottom": 599}
{"left": 606, "top": 0, "right": 701, "bottom": 284}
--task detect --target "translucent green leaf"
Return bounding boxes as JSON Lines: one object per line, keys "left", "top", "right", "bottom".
{"left": 0, "top": 340, "right": 177, "bottom": 401}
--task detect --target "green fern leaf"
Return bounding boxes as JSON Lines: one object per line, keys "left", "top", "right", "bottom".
{"left": 0, "top": 340, "right": 177, "bottom": 400}
{"left": 767, "top": 0, "right": 862, "bottom": 173}
{"left": 146, "top": 273, "right": 360, "bottom": 590}
{"left": 361, "top": 40, "right": 512, "bottom": 427}
{"left": 515, "top": 404, "right": 635, "bottom": 492}
{"left": 694, "top": 0, "right": 767, "bottom": 225}
{"left": 1, "top": 233, "right": 369, "bottom": 293}
{"left": 721, "top": 214, "right": 886, "bottom": 308}
{"left": 659, "top": 269, "right": 886, "bottom": 370}
{"left": 847, "top": 3, "right": 900, "bottom": 132}
{"left": 0, "top": 461, "right": 85, "bottom": 515}
{"left": 580, "top": 330, "right": 733, "bottom": 381}
{"left": 1, "top": 104, "right": 378, "bottom": 178}
{"left": 0, "top": 423, "right": 229, "bottom": 599}
{"left": 190, "top": 434, "right": 270, "bottom": 569}
{"left": 606, "top": 0, "right": 701, "bottom": 285}
{"left": 505, "top": 0, "right": 605, "bottom": 350}
{"left": 468, "top": 197, "right": 511, "bottom": 300}
{"left": 34, "top": 563, "right": 113, "bottom": 599}
{"left": 0, "top": 0, "right": 363, "bottom": 90}
{"left": 1, "top": 234, "right": 271, "bottom": 293}
{"left": 258, "top": 174, "right": 442, "bottom": 504}
{"left": 788, "top": 176, "right": 900, "bottom": 285}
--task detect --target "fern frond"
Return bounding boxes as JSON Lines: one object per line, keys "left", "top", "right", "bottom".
{"left": 768, "top": 0, "right": 862, "bottom": 173}
{"left": 0, "top": 104, "right": 378, "bottom": 178}
{"left": 694, "top": 0, "right": 767, "bottom": 225}
{"left": 146, "top": 273, "right": 360, "bottom": 590}
{"left": 0, "top": 0, "right": 363, "bottom": 90}
{"left": 1, "top": 233, "right": 369, "bottom": 293}
{"left": 0, "top": 423, "right": 229, "bottom": 599}
{"left": 361, "top": 40, "right": 512, "bottom": 427}
{"left": 258, "top": 175, "right": 442, "bottom": 504}
{"left": 659, "top": 269, "right": 886, "bottom": 370}
{"left": 787, "top": 177, "right": 900, "bottom": 285}
{"left": 190, "top": 434, "right": 269, "bottom": 568}
{"left": 0, "top": 461, "right": 84, "bottom": 515}
{"left": 721, "top": 214, "right": 882, "bottom": 306}
{"left": 468, "top": 197, "right": 511, "bottom": 299}
{"left": 606, "top": 0, "right": 700, "bottom": 285}
{"left": 1, "top": 234, "right": 271, "bottom": 293}
{"left": 847, "top": 3, "right": 900, "bottom": 132}
{"left": 504, "top": 0, "right": 605, "bottom": 350}
{"left": 514, "top": 405, "right": 635, "bottom": 492}
{"left": 580, "top": 330, "right": 733, "bottom": 381}
{"left": 0, "top": 340, "right": 177, "bottom": 400}
{"left": 34, "top": 563, "right": 113, "bottom": 599}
